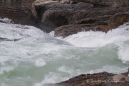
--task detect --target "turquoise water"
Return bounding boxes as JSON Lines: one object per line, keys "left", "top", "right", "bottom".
{"left": 0, "top": 18, "right": 129, "bottom": 86}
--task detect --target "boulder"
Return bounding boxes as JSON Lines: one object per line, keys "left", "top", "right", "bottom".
{"left": 32, "top": 0, "right": 59, "bottom": 18}
{"left": 54, "top": 24, "right": 113, "bottom": 37}
{"left": 52, "top": 68, "right": 129, "bottom": 86}
{"left": 1, "top": 0, "right": 129, "bottom": 34}
{"left": 39, "top": 1, "right": 128, "bottom": 32}
{"left": 0, "top": 0, "right": 36, "bottom": 25}
{"left": 54, "top": 12, "right": 129, "bottom": 37}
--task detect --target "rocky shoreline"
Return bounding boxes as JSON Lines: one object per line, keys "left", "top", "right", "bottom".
{"left": 44, "top": 69, "right": 129, "bottom": 86}
{"left": 1, "top": 0, "right": 129, "bottom": 86}
{"left": 0, "top": 0, "right": 129, "bottom": 35}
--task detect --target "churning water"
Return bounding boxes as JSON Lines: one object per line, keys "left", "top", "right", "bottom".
{"left": 0, "top": 18, "right": 129, "bottom": 86}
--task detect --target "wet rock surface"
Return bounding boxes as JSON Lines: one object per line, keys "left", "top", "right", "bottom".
{"left": 50, "top": 69, "right": 129, "bottom": 86}
{"left": 1, "top": 0, "right": 129, "bottom": 34}
{"left": 54, "top": 24, "right": 113, "bottom": 37}
{"left": 32, "top": 0, "right": 129, "bottom": 35}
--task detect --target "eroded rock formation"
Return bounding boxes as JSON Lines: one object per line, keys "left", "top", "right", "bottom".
{"left": 1, "top": 0, "right": 129, "bottom": 35}
{"left": 31, "top": 0, "right": 129, "bottom": 35}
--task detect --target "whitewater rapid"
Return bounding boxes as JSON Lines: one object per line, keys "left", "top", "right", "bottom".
{"left": 0, "top": 18, "right": 129, "bottom": 86}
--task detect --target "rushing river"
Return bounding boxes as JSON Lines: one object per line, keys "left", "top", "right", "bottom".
{"left": 0, "top": 18, "right": 129, "bottom": 86}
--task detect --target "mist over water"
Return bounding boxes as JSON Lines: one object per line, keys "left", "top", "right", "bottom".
{"left": 0, "top": 18, "right": 129, "bottom": 86}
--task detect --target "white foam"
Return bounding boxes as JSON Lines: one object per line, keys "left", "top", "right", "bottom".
{"left": 58, "top": 66, "right": 73, "bottom": 75}
{"left": 0, "top": 23, "right": 48, "bottom": 40}
{"left": 118, "top": 45, "right": 129, "bottom": 63}
{"left": 34, "top": 73, "right": 64, "bottom": 86}
{"left": 89, "top": 65, "right": 128, "bottom": 74}
{"left": 1, "top": 18, "right": 129, "bottom": 86}
{"left": 0, "top": 18, "right": 12, "bottom": 23}
{"left": 49, "top": 31, "right": 55, "bottom": 37}
{"left": 57, "top": 23, "right": 129, "bottom": 63}
{"left": 59, "top": 23, "right": 129, "bottom": 47}
{"left": 35, "top": 58, "right": 46, "bottom": 67}
{"left": 0, "top": 67, "right": 14, "bottom": 74}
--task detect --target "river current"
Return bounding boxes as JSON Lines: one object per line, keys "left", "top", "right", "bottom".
{"left": 0, "top": 18, "right": 129, "bottom": 86}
